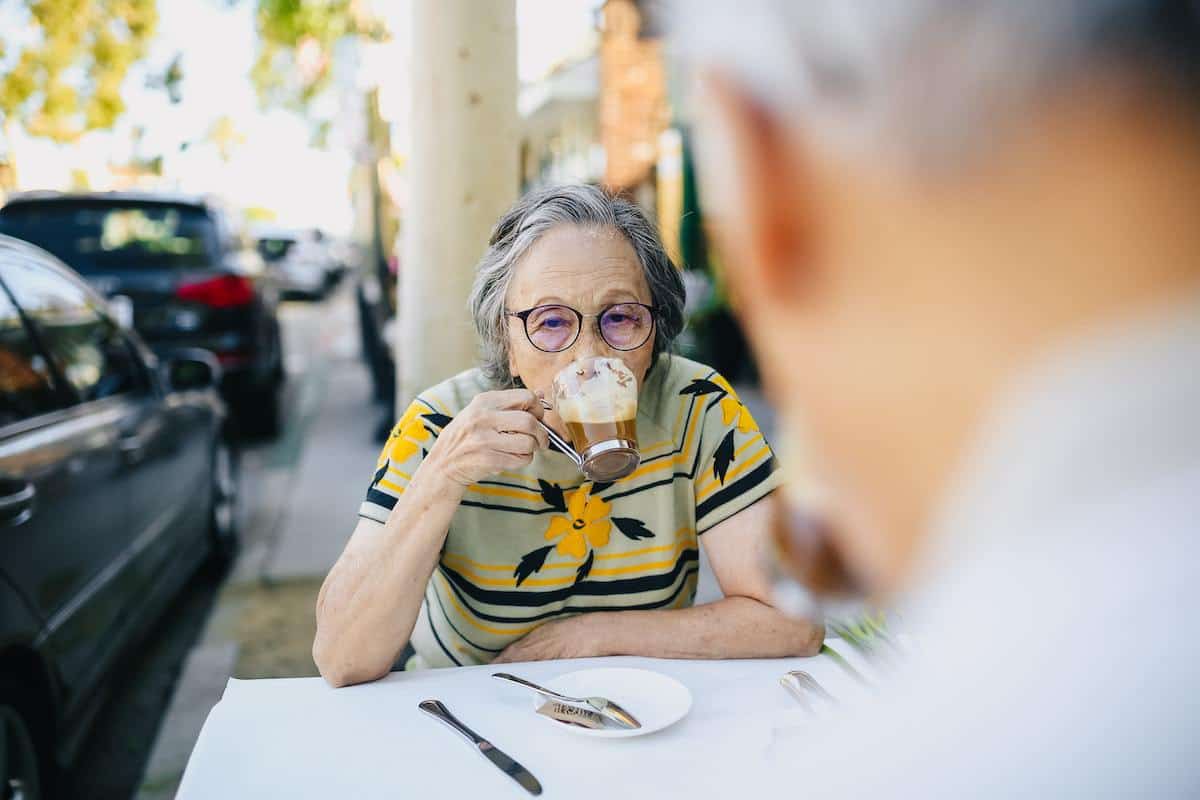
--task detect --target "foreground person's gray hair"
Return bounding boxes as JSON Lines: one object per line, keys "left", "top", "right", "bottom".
{"left": 468, "top": 184, "right": 686, "bottom": 388}
{"left": 671, "top": 0, "right": 1200, "bottom": 165}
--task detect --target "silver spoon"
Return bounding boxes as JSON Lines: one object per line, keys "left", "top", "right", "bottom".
{"left": 492, "top": 672, "right": 642, "bottom": 729}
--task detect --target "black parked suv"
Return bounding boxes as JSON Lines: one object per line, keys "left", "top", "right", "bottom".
{"left": 0, "top": 192, "right": 285, "bottom": 437}
{"left": 0, "top": 234, "right": 238, "bottom": 797}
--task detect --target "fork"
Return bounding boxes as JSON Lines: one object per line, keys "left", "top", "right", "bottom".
{"left": 780, "top": 670, "right": 837, "bottom": 712}
{"left": 492, "top": 672, "right": 641, "bottom": 729}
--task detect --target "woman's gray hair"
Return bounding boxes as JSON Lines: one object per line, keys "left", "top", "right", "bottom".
{"left": 468, "top": 184, "right": 687, "bottom": 388}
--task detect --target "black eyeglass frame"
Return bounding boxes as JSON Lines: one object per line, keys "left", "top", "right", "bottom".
{"left": 504, "top": 302, "right": 659, "bottom": 353}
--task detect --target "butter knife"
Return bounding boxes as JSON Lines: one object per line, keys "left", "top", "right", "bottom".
{"left": 418, "top": 700, "right": 542, "bottom": 796}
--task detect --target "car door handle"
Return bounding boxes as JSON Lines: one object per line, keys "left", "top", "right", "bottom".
{"left": 0, "top": 482, "right": 36, "bottom": 526}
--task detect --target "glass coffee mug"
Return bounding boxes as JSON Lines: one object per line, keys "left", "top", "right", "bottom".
{"left": 765, "top": 491, "right": 896, "bottom": 655}
{"left": 538, "top": 357, "right": 640, "bottom": 482}
{"left": 768, "top": 495, "right": 864, "bottom": 620}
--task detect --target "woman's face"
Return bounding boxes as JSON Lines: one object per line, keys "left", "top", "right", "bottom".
{"left": 505, "top": 224, "right": 655, "bottom": 427}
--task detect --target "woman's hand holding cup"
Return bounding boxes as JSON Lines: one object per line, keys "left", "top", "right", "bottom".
{"left": 425, "top": 389, "right": 549, "bottom": 487}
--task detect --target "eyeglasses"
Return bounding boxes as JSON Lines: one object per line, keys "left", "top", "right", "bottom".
{"left": 505, "top": 303, "right": 657, "bottom": 353}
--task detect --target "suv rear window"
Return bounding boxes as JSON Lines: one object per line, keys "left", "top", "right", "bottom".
{"left": 0, "top": 201, "right": 219, "bottom": 274}
{"left": 257, "top": 237, "right": 296, "bottom": 262}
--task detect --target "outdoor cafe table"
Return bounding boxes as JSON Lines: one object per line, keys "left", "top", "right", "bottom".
{"left": 178, "top": 648, "right": 876, "bottom": 798}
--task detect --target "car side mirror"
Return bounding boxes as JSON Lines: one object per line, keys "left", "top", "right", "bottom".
{"left": 162, "top": 349, "right": 221, "bottom": 392}
{"left": 109, "top": 294, "right": 134, "bottom": 329}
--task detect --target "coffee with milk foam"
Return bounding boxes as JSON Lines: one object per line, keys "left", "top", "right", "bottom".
{"left": 554, "top": 357, "right": 638, "bottom": 424}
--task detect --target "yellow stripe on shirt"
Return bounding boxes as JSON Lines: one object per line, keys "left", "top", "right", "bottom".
{"left": 696, "top": 443, "right": 772, "bottom": 501}
{"left": 591, "top": 550, "right": 696, "bottom": 577}
{"left": 443, "top": 528, "right": 696, "bottom": 573}
{"left": 465, "top": 483, "right": 546, "bottom": 503}
{"left": 442, "top": 543, "right": 697, "bottom": 587}
{"left": 595, "top": 529, "right": 695, "bottom": 560}
{"left": 695, "top": 434, "right": 767, "bottom": 493}
{"left": 377, "top": 478, "right": 407, "bottom": 495}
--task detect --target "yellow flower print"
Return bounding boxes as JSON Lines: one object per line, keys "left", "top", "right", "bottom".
{"left": 713, "top": 375, "right": 759, "bottom": 434}
{"left": 382, "top": 402, "right": 432, "bottom": 466}
{"left": 544, "top": 486, "right": 612, "bottom": 559}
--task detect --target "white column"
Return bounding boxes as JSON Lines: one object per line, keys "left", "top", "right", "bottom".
{"left": 400, "top": 0, "right": 518, "bottom": 406}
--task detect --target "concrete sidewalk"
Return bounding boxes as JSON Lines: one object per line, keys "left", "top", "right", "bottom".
{"left": 138, "top": 288, "right": 383, "bottom": 799}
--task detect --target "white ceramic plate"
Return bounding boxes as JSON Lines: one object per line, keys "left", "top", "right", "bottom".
{"left": 530, "top": 667, "right": 692, "bottom": 738}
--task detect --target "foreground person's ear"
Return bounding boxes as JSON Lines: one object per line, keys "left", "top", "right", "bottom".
{"left": 694, "top": 72, "right": 818, "bottom": 306}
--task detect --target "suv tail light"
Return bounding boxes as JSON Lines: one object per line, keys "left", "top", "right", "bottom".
{"left": 176, "top": 275, "right": 255, "bottom": 308}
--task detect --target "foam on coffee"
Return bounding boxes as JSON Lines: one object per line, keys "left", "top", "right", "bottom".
{"left": 554, "top": 357, "right": 638, "bottom": 424}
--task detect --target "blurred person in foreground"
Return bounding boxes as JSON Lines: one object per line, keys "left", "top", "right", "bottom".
{"left": 313, "top": 185, "right": 821, "bottom": 685}
{"left": 675, "top": 0, "right": 1199, "bottom": 794}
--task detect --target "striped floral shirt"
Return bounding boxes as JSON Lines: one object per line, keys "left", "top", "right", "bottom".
{"left": 359, "top": 354, "right": 782, "bottom": 669}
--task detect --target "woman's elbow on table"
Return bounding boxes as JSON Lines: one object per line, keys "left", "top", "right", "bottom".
{"left": 313, "top": 635, "right": 389, "bottom": 688}
{"left": 316, "top": 656, "right": 389, "bottom": 689}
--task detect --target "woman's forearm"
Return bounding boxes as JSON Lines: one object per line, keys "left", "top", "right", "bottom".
{"left": 594, "top": 596, "right": 824, "bottom": 660}
{"left": 313, "top": 458, "right": 463, "bottom": 687}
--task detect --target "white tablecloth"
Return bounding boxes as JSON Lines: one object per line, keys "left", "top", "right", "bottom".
{"left": 178, "top": 647, "right": 877, "bottom": 798}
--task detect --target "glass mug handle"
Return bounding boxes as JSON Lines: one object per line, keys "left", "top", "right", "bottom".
{"left": 536, "top": 398, "right": 584, "bottom": 466}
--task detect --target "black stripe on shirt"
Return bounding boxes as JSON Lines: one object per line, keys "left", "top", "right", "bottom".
{"left": 440, "top": 548, "right": 699, "bottom": 608}
{"left": 601, "top": 474, "right": 686, "bottom": 502}
{"left": 695, "top": 458, "right": 776, "bottom": 528}
{"left": 459, "top": 500, "right": 561, "bottom": 516}
{"left": 437, "top": 565, "right": 701, "bottom": 625}
{"left": 426, "top": 606, "right": 464, "bottom": 666}
{"left": 430, "top": 579, "right": 504, "bottom": 653}
{"left": 365, "top": 488, "right": 398, "bottom": 511}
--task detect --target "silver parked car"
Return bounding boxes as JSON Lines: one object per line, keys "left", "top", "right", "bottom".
{"left": 253, "top": 226, "right": 342, "bottom": 300}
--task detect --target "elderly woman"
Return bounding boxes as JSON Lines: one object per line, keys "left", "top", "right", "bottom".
{"left": 313, "top": 185, "right": 822, "bottom": 685}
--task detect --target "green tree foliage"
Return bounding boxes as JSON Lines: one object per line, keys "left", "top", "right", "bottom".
{"left": 0, "top": 0, "right": 159, "bottom": 142}
{"left": 144, "top": 52, "right": 184, "bottom": 104}
{"left": 251, "top": 0, "right": 386, "bottom": 112}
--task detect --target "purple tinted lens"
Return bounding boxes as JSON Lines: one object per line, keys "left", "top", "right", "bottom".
{"left": 527, "top": 305, "right": 578, "bottom": 351}
{"left": 600, "top": 304, "right": 652, "bottom": 349}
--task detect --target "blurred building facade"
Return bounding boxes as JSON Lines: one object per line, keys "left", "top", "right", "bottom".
{"left": 520, "top": 54, "right": 603, "bottom": 189}
{"left": 518, "top": 1, "right": 672, "bottom": 205}
{"left": 599, "top": 0, "right": 670, "bottom": 204}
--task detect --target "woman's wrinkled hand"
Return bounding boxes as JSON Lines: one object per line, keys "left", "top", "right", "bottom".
{"left": 424, "top": 389, "right": 549, "bottom": 487}
{"left": 491, "top": 615, "right": 605, "bottom": 664}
